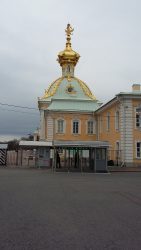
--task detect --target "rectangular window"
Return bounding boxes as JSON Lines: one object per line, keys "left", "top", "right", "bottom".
{"left": 136, "top": 142, "right": 141, "bottom": 158}
{"left": 87, "top": 121, "right": 94, "bottom": 134}
{"left": 96, "top": 149, "right": 106, "bottom": 160}
{"left": 136, "top": 108, "right": 141, "bottom": 128}
{"left": 99, "top": 116, "right": 102, "bottom": 133}
{"left": 107, "top": 112, "right": 110, "bottom": 131}
{"left": 115, "top": 111, "right": 119, "bottom": 131}
{"left": 57, "top": 120, "right": 64, "bottom": 133}
{"left": 73, "top": 120, "right": 79, "bottom": 134}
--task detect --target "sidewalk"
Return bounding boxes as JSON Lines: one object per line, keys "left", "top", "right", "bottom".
{"left": 1, "top": 165, "right": 141, "bottom": 173}
{"left": 108, "top": 166, "right": 141, "bottom": 172}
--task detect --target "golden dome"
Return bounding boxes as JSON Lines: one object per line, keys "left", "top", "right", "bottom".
{"left": 40, "top": 76, "right": 96, "bottom": 101}
{"left": 57, "top": 24, "right": 80, "bottom": 67}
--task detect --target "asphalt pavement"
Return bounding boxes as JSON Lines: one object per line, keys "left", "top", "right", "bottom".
{"left": 0, "top": 168, "right": 141, "bottom": 250}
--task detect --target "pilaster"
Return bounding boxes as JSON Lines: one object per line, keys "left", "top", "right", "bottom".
{"left": 40, "top": 110, "right": 45, "bottom": 140}
{"left": 120, "top": 99, "right": 133, "bottom": 165}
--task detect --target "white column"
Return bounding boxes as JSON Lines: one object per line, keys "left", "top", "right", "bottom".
{"left": 47, "top": 114, "right": 54, "bottom": 142}
{"left": 40, "top": 110, "right": 45, "bottom": 140}
{"left": 120, "top": 99, "right": 133, "bottom": 166}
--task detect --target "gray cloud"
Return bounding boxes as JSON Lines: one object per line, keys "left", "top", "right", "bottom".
{"left": 0, "top": 0, "right": 141, "bottom": 138}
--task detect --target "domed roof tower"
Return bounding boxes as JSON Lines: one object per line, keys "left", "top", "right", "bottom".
{"left": 38, "top": 24, "right": 101, "bottom": 112}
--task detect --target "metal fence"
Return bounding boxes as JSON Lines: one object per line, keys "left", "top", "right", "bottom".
{"left": 6, "top": 150, "right": 36, "bottom": 167}
{"left": 107, "top": 149, "right": 123, "bottom": 166}
{"left": 4, "top": 149, "right": 123, "bottom": 168}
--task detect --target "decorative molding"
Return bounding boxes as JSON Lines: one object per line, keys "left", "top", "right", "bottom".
{"left": 41, "top": 77, "right": 64, "bottom": 99}
{"left": 75, "top": 77, "right": 97, "bottom": 100}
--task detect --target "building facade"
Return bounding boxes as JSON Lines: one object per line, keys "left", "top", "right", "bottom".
{"left": 37, "top": 24, "right": 141, "bottom": 168}
{"left": 96, "top": 84, "right": 141, "bottom": 167}
{"left": 37, "top": 24, "right": 108, "bottom": 172}
{"left": 38, "top": 24, "right": 101, "bottom": 143}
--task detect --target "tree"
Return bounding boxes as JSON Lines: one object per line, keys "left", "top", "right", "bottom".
{"left": 8, "top": 139, "right": 19, "bottom": 151}
{"left": 21, "top": 134, "right": 34, "bottom": 141}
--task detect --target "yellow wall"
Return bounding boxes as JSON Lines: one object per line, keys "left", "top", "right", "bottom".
{"left": 40, "top": 97, "right": 141, "bottom": 166}
{"left": 46, "top": 112, "right": 97, "bottom": 141}
{"left": 97, "top": 102, "right": 120, "bottom": 161}
{"left": 97, "top": 99, "right": 141, "bottom": 165}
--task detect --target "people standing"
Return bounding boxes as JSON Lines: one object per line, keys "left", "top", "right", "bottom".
{"left": 56, "top": 151, "right": 61, "bottom": 168}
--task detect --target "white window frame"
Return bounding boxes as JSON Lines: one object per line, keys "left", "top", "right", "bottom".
{"left": 87, "top": 120, "right": 94, "bottom": 134}
{"left": 56, "top": 119, "right": 65, "bottom": 134}
{"left": 72, "top": 119, "right": 80, "bottom": 134}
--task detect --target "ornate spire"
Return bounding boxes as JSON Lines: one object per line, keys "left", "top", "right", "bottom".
{"left": 65, "top": 23, "right": 74, "bottom": 49}
{"left": 57, "top": 24, "right": 80, "bottom": 77}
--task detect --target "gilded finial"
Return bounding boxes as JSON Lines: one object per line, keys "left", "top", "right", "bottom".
{"left": 57, "top": 24, "right": 80, "bottom": 68}
{"left": 65, "top": 23, "right": 74, "bottom": 48}
{"left": 65, "top": 23, "right": 74, "bottom": 36}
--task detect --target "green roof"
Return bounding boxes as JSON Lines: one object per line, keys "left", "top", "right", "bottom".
{"left": 47, "top": 99, "right": 101, "bottom": 112}
{"left": 39, "top": 76, "right": 101, "bottom": 112}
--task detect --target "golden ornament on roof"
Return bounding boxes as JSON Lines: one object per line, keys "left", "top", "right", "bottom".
{"left": 57, "top": 24, "right": 80, "bottom": 67}
{"left": 65, "top": 23, "right": 74, "bottom": 37}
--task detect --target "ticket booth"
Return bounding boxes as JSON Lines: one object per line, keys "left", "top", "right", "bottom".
{"left": 53, "top": 141, "right": 109, "bottom": 173}
{"left": 19, "top": 141, "right": 52, "bottom": 168}
{"left": 19, "top": 140, "right": 108, "bottom": 172}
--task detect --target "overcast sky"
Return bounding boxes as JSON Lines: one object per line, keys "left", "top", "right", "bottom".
{"left": 0, "top": 0, "right": 141, "bottom": 139}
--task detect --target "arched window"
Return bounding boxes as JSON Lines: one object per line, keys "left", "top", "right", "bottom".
{"left": 57, "top": 119, "right": 64, "bottom": 133}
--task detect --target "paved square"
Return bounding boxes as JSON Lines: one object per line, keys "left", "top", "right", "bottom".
{"left": 0, "top": 169, "right": 141, "bottom": 250}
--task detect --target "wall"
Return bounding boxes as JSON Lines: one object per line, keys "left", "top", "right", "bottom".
{"left": 97, "top": 101, "right": 120, "bottom": 163}
{"left": 97, "top": 97, "right": 141, "bottom": 167}
{"left": 45, "top": 112, "right": 97, "bottom": 141}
